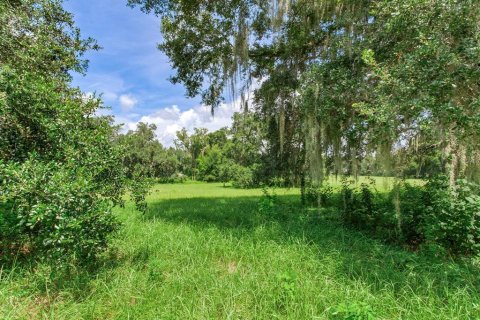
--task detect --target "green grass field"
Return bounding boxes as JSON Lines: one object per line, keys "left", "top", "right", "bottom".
{"left": 1, "top": 182, "right": 480, "bottom": 319}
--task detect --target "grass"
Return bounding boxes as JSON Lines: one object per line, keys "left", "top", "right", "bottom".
{"left": 1, "top": 181, "right": 480, "bottom": 319}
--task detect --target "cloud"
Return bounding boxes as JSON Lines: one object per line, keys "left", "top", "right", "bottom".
{"left": 120, "top": 101, "right": 242, "bottom": 147}
{"left": 103, "top": 91, "right": 119, "bottom": 103}
{"left": 119, "top": 94, "right": 138, "bottom": 111}
{"left": 72, "top": 72, "right": 128, "bottom": 105}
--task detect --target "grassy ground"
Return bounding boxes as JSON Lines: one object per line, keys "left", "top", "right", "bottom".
{"left": 1, "top": 181, "right": 480, "bottom": 319}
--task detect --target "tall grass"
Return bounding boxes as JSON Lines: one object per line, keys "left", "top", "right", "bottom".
{"left": 1, "top": 181, "right": 479, "bottom": 319}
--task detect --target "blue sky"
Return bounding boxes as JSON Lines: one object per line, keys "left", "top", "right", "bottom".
{"left": 64, "top": 0, "right": 238, "bottom": 146}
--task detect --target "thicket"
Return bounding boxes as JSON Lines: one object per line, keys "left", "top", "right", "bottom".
{"left": 306, "top": 177, "right": 480, "bottom": 256}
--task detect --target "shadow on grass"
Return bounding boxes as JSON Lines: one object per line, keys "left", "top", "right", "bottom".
{"left": 145, "top": 193, "right": 480, "bottom": 297}
{"left": 145, "top": 194, "right": 301, "bottom": 230}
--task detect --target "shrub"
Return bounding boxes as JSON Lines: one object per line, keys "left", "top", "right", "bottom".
{"left": 203, "top": 174, "right": 217, "bottom": 182}
{"left": 305, "top": 184, "right": 334, "bottom": 207}
{"left": 331, "top": 302, "right": 375, "bottom": 320}
{"left": 231, "top": 165, "right": 255, "bottom": 189}
{"left": 158, "top": 172, "right": 187, "bottom": 184}
{"left": 341, "top": 179, "right": 381, "bottom": 230}
{"left": 335, "top": 176, "right": 480, "bottom": 255}
{"left": 352, "top": 183, "right": 379, "bottom": 230}
{"left": 340, "top": 178, "right": 356, "bottom": 221}
{"left": 170, "top": 172, "right": 188, "bottom": 183}
{"left": 340, "top": 179, "right": 398, "bottom": 241}
{"left": 424, "top": 177, "right": 480, "bottom": 255}
{"left": 0, "top": 160, "right": 120, "bottom": 264}
{"left": 392, "top": 183, "right": 425, "bottom": 246}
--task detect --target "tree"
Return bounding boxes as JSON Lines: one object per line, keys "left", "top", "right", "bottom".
{"left": 127, "top": 1, "right": 369, "bottom": 186}
{"left": 197, "top": 145, "right": 225, "bottom": 181}
{"left": 174, "top": 127, "right": 208, "bottom": 180}
{"left": 130, "top": 0, "right": 480, "bottom": 187}
{"left": 0, "top": 0, "right": 143, "bottom": 264}
{"left": 207, "top": 127, "right": 229, "bottom": 148}
{"left": 117, "top": 122, "right": 164, "bottom": 178}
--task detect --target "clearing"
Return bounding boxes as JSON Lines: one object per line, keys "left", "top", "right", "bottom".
{"left": 1, "top": 182, "right": 479, "bottom": 319}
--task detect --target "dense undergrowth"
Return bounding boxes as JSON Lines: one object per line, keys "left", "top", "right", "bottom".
{"left": 304, "top": 176, "right": 480, "bottom": 256}
{"left": 1, "top": 182, "right": 479, "bottom": 319}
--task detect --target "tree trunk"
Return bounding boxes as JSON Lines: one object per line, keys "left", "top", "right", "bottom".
{"left": 445, "top": 126, "right": 458, "bottom": 187}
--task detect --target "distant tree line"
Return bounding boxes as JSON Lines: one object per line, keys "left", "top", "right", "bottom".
{"left": 117, "top": 111, "right": 267, "bottom": 188}
{"left": 118, "top": 113, "right": 447, "bottom": 189}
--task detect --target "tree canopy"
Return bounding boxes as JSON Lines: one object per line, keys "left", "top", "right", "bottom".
{"left": 128, "top": 0, "right": 480, "bottom": 187}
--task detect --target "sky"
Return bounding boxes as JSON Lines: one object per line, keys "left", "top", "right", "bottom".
{"left": 64, "top": 0, "right": 239, "bottom": 146}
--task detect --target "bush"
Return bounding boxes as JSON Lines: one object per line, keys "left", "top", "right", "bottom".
{"left": 0, "top": 160, "right": 120, "bottom": 264}
{"left": 340, "top": 179, "right": 415, "bottom": 243}
{"left": 334, "top": 176, "right": 480, "bottom": 255}
{"left": 392, "top": 183, "right": 425, "bottom": 246}
{"left": 0, "top": 0, "right": 147, "bottom": 268}
{"left": 231, "top": 165, "right": 255, "bottom": 189}
{"left": 158, "top": 172, "right": 187, "bottom": 184}
{"left": 305, "top": 184, "right": 334, "bottom": 207}
{"left": 341, "top": 179, "right": 382, "bottom": 231}
{"left": 203, "top": 174, "right": 217, "bottom": 182}
{"left": 424, "top": 177, "right": 480, "bottom": 255}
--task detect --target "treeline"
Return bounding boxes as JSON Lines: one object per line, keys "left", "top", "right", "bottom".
{"left": 118, "top": 112, "right": 266, "bottom": 188}
{"left": 120, "top": 116, "right": 445, "bottom": 189}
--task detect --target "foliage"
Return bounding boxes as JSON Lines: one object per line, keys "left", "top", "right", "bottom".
{"left": 162, "top": 172, "right": 188, "bottom": 184}
{"left": 338, "top": 179, "right": 425, "bottom": 245}
{"left": 258, "top": 187, "right": 277, "bottom": 216}
{"left": 325, "top": 177, "right": 480, "bottom": 256}
{"left": 0, "top": 160, "right": 119, "bottom": 263}
{"left": 0, "top": 0, "right": 144, "bottom": 265}
{"left": 115, "top": 111, "right": 266, "bottom": 187}
{"left": 331, "top": 302, "right": 375, "bottom": 320}
{"left": 424, "top": 177, "right": 480, "bottom": 255}
{"left": 341, "top": 181, "right": 383, "bottom": 234}
{"left": 116, "top": 123, "right": 164, "bottom": 178}
{"left": 305, "top": 184, "right": 334, "bottom": 207}
{"left": 392, "top": 183, "right": 426, "bottom": 245}
{"left": 145, "top": 111, "right": 267, "bottom": 187}
{"left": 129, "top": 0, "right": 480, "bottom": 255}
{"left": 231, "top": 164, "right": 255, "bottom": 189}
{"left": 227, "top": 112, "right": 264, "bottom": 168}
{"left": 197, "top": 145, "right": 225, "bottom": 182}
{"left": 175, "top": 127, "right": 209, "bottom": 180}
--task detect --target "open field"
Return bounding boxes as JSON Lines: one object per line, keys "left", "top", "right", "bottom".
{"left": 1, "top": 181, "right": 479, "bottom": 319}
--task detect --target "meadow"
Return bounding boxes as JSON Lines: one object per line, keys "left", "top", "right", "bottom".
{"left": 1, "top": 181, "right": 480, "bottom": 319}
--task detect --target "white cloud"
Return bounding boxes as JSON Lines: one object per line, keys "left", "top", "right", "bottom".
{"left": 121, "top": 101, "right": 242, "bottom": 147}
{"left": 119, "top": 94, "right": 138, "bottom": 111}
{"left": 73, "top": 73, "right": 128, "bottom": 104}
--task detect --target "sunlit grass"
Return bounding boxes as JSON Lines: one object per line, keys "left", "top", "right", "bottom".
{"left": 1, "top": 181, "right": 479, "bottom": 319}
